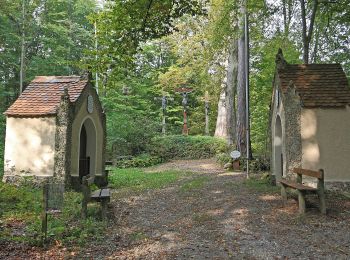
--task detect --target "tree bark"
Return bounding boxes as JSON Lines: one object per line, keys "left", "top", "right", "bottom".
{"left": 214, "top": 87, "right": 227, "bottom": 138}
{"left": 300, "top": 0, "right": 318, "bottom": 64}
{"left": 19, "top": 0, "right": 25, "bottom": 94}
{"left": 225, "top": 40, "right": 238, "bottom": 146}
{"left": 236, "top": 3, "right": 247, "bottom": 155}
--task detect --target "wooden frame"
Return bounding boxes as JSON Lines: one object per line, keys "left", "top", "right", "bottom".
{"left": 280, "top": 168, "right": 326, "bottom": 214}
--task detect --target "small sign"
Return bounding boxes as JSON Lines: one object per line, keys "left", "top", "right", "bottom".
{"left": 230, "top": 150, "right": 241, "bottom": 159}
{"left": 45, "top": 183, "right": 64, "bottom": 213}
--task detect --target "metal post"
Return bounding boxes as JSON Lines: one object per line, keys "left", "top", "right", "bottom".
{"left": 245, "top": 11, "right": 250, "bottom": 179}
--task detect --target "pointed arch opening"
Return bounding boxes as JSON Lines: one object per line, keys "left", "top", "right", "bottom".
{"left": 274, "top": 115, "right": 283, "bottom": 179}
{"left": 78, "top": 117, "right": 96, "bottom": 179}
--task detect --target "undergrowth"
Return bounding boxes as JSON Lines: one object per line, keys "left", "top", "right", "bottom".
{"left": 0, "top": 182, "right": 106, "bottom": 247}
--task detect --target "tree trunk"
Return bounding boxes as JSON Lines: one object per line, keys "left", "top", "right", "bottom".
{"left": 236, "top": 2, "right": 247, "bottom": 155}
{"left": 214, "top": 88, "right": 227, "bottom": 138}
{"left": 236, "top": 33, "right": 246, "bottom": 154}
{"left": 300, "top": 0, "right": 318, "bottom": 64}
{"left": 19, "top": 0, "right": 25, "bottom": 94}
{"left": 225, "top": 40, "right": 238, "bottom": 146}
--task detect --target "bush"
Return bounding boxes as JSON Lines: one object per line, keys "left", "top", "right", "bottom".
{"left": 240, "top": 156, "right": 270, "bottom": 173}
{"left": 114, "top": 154, "right": 163, "bottom": 168}
{"left": 148, "top": 135, "right": 228, "bottom": 160}
{"left": 215, "top": 153, "right": 232, "bottom": 166}
{"left": 0, "top": 182, "right": 106, "bottom": 246}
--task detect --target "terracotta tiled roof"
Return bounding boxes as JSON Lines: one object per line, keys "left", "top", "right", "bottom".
{"left": 278, "top": 64, "right": 350, "bottom": 108}
{"left": 5, "top": 76, "right": 88, "bottom": 116}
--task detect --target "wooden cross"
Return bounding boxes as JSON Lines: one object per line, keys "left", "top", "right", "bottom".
{"left": 154, "top": 92, "right": 174, "bottom": 135}
{"left": 175, "top": 87, "right": 193, "bottom": 136}
{"left": 199, "top": 91, "right": 211, "bottom": 135}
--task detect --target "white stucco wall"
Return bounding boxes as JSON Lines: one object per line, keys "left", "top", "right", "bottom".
{"left": 301, "top": 107, "right": 350, "bottom": 182}
{"left": 4, "top": 117, "right": 56, "bottom": 177}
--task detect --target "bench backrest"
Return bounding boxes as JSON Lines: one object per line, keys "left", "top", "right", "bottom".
{"left": 293, "top": 168, "right": 324, "bottom": 180}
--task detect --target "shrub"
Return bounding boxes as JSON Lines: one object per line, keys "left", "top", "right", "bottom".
{"left": 148, "top": 135, "right": 228, "bottom": 160}
{"left": 240, "top": 156, "right": 270, "bottom": 173}
{"left": 114, "top": 154, "right": 163, "bottom": 168}
{"left": 215, "top": 153, "right": 232, "bottom": 166}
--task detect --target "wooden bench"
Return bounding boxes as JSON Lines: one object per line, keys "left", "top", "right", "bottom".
{"left": 81, "top": 175, "right": 110, "bottom": 220}
{"left": 280, "top": 168, "right": 326, "bottom": 214}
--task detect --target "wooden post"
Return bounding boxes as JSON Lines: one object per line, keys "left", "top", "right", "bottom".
{"left": 281, "top": 184, "right": 287, "bottom": 206}
{"left": 296, "top": 173, "right": 302, "bottom": 184}
{"left": 317, "top": 169, "right": 326, "bottom": 214}
{"left": 41, "top": 182, "right": 48, "bottom": 245}
{"left": 81, "top": 176, "right": 89, "bottom": 219}
{"left": 205, "top": 91, "right": 210, "bottom": 136}
{"left": 101, "top": 200, "right": 107, "bottom": 221}
{"left": 297, "top": 190, "right": 306, "bottom": 214}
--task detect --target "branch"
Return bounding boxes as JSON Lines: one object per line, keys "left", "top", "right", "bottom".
{"left": 307, "top": 0, "right": 318, "bottom": 44}
{"left": 141, "top": 0, "right": 154, "bottom": 34}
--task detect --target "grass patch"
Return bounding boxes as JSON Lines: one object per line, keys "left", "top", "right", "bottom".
{"left": 180, "top": 176, "right": 209, "bottom": 192}
{"left": 0, "top": 182, "right": 107, "bottom": 247}
{"left": 108, "top": 168, "right": 183, "bottom": 192}
{"left": 130, "top": 231, "right": 148, "bottom": 241}
{"left": 243, "top": 176, "right": 280, "bottom": 193}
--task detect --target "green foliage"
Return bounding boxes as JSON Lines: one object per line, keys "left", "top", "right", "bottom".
{"left": 148, "top": 135, "right": 228, "bottom": 160}
{"left": 0, "top": 113, "right": 5, "bottom": 177}
{"left": 114, "top": 154, "right": 163, "bottom": 168}
{"left": 0, "top": 182, "right": 106, "bottom": 246}
{"left": 180, "top": 176, "right": 209, "bottom": 192}
{"left": 108, "top": 168, "right": 182, "bottom": 192}
{"left": 215, "top": 152, "right": 232, "bottom": 166}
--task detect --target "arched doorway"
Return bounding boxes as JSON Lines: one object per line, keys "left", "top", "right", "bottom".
{"left": 274, "top": 115, "right": 283, "bottom": 179}
{"left": 79, "top": 118, "right": 96, "bottom": 180}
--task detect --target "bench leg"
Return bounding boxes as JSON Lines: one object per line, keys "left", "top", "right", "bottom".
{"left": 82, "top": 198, "right": 88, "bottom": 219}
{"left": 297, "top": 190, "right": 306, "bottom": 214}
{"left": 101, "top": 200, "right": 108, "bottom": 221}
{"left": 318, "top": 190, "right": 326, "bottom": 214}
{"left": 281, "top": 185, "right": 287, "bottom": 206}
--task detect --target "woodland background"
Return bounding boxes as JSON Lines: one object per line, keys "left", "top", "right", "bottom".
{"left": 0, "top": 0, "right": 349, "bottom": 173}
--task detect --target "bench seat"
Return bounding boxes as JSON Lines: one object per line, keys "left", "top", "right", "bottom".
{"left": 280, "top": 180, "right": 317, "bottom": 192}
{"left": 91, "top": 188, "right": 110, "bottom": 201}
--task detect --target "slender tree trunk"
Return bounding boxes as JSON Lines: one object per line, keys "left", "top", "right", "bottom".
{"left": 312, "top": 25, "right": 319, "bottom": 63}
{"left": 19, "top": 0, "right": 25, "bottom": 94}
{"left": 205, "top": 91, "right": 210, "bottom": 136}
{"left": 214, "top": 87, "right": 227, "bottom": 138}
{"left": 300, "top": 0, "right": 318, "bottom": 64}
{"left": 236, "top": 36, "right": 246, "bottom": 154}
{"left": 236, "top": 3, "right": 247, "bottom": 154}
{"left": 283, "top": 0, "right": 293, "bottom": 36}
{"left": 225, "top": 40, "right": 238, "bottom": 146}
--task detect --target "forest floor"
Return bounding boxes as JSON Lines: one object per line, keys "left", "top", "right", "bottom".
{"left": 3, "top": 159, "right": 350, "bottom": 259}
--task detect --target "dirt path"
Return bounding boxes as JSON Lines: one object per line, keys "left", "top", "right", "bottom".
{"left": 78, "top": 159, "right": 350, "bottom": 259}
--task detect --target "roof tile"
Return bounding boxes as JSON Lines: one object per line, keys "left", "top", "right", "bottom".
{"left": 278, "top": 64, "right": 350, "bottom": 108}
{"left": 5, "top": 76, "right": 88, "bottom": 116}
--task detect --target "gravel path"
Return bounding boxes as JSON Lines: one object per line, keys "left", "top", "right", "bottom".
{"left": 3, "top": 159, "right": 350, "bottom": 259}
{"left": 81, "top": 159, "right": 350, "bottom": 259}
